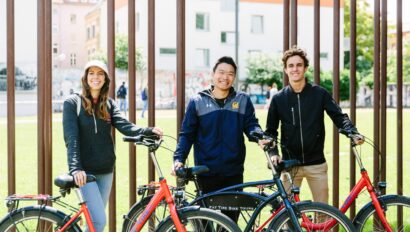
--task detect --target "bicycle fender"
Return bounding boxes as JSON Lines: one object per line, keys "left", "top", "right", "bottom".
{"left": 353, "top": 194, "right": 398, "bottom": 222}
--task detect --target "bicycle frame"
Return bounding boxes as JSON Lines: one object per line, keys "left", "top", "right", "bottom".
{"left": 129, "top": 149, "right": 187, "bottom": 232}
{"left": 129, "top": 177, "right": 186, "bottom": 232}
{"left": 290, "top": 142, "right": 394, "bottom": 231}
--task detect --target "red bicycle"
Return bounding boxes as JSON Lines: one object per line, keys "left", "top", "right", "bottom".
{"left": 284, "top": 129, "right": 410, "bottom": 231}
{"left": 0, "top": 135, "right": 240, "bottom": 232}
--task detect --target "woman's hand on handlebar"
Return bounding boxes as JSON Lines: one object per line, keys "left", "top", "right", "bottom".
{"left": 72, "top": 170, "right": 87, "bottom": 187}
{"left": 270, "top": 155, "right": 282, "bottom": 166}
{"left": 171, "top": 161, "right": 184, "bottom": 176}
{"left": 258, "top": 139, "right": 275, "bottom": 150}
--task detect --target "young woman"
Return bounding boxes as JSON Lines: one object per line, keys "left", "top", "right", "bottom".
{"left": 62, "top": 60, "right": 162, "bottom": 232}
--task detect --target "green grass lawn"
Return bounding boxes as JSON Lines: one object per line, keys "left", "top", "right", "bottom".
{"left": 0, "top": 108, "right": 409, "bottom": 231}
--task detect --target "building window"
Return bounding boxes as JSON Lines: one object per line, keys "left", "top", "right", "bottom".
{"left": 248, "top": 50, "right": 261, "bottom": 56}
{"left": 221, "top": 0, "right": 235, "bottom": 11}
{"left": 221, "top": 31, "right": 235, "bottom": 44}
{"left": 136, "top": 12, "right": 140, "bottom": 31}
{"left": 159, "top": 48, "right": 177, "bottom": 55}
{"left": 320, "top": 52, "right": 329, "bottom": 59}
{"left": 91, "top": 25, "right": 96, "bottom": 38}
{"left": 87, "top": 27, "right": 91, "bottom": 39}
{"left": 70, "top": 53, "right": 77, "bottom": 67}
{"left": 70, "top": 14, "right": 77, "bottom": 24}
{"left": 52, "top": 24, "right": 59, "bottom": 34}
{"left": 251, "top": 15, "right": 264, "bottom": 34}
{"left": 53, "top": 43, "right": 58, "bottom": 54}
{"left": 195, "top": 48, "right": 210, "bottom": 67}
{"left": 196, "top": 13, "right": 209, "bottom": 31}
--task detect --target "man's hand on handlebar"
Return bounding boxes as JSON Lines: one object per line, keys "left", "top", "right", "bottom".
{"left": 151, "top": 127, "right": 163, "bottom": 137}
{"left": 171, "top": 161, "right": 184, "bottom": 176}
{"left": 352, "top": 134, "right": 365, "bottom": 145}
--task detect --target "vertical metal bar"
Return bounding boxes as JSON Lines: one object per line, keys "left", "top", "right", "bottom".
{"left": 6, "top": 0, "right": 16, "bottom": 196}
{"left": 349, "top": 0, "right": 357, "bottom": 220}
{"left": 332, "top": 0, "right": 340, "bottom": 209}
{"left": 234, "top": 0, "right": 239, "bottom": 89}
{"left": 128, "top": 0, "right": 137, "bottom": 207}
{"left": 37, "top": 0, "right": 45, "bottom": 196}
{"left": 177, "top": 0, "right": 185, "bottom": 135}
{"left": 283, "top": 0, "right": 290, "bottom": 86}
{"left": 107, "top": 0, "right": 116, "bottom": 231}
{"left": 313, "top": 0, "right": 320, "bottom": 84}
{"left": 290, "top": 0, "right": 297, "bottom": 46}
{"left": 44, "top": 0, "right": 53, "bottom": 196}
{"left": 396, "top": 0, "right": 403, "bottom": 227}
{"left": 373, "top": 0, "right": 380, "bottom": 189}
{"left": 380, "top": 0, "right": 387, "bottom": 195}
{"left": 148, "top": 0, "right": 156, "bottom": 184}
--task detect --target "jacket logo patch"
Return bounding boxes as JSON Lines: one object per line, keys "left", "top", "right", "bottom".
{"left": 232, "top": 102, "right": 239, "bottom": 109}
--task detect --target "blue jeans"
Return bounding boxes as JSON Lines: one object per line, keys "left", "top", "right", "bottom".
{"left": 118, "top": 98, "right": 127, "bottom": 114}
{"left": 141, "top": 99, "right": 148, "bottom": 117}
{"left": 81, "top": 172, "right": 113, "bottom": 232}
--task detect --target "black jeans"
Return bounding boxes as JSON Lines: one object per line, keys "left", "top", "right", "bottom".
{"left": 197, "top": 174, "right": 243, "bottom": 222}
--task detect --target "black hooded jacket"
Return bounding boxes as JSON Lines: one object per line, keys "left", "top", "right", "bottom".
{"left": 266, "top": 83, "right": 358, "bottom": 165}
{"left": 63, "top": 95, "right": 151, "bottom": 174}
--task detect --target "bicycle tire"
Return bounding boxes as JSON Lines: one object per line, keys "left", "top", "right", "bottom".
{"left": 156, "top": 207, "right": 241, "bottom": 232}
{"left": 0, "top": 205, "right": 81, "bottom": 232}
{"left": 122, "top": 195, "right": 170, "bottom": 232}
{"left": 268, "top": 201, "right": 356, "bottom": 232}
{"left": 353, "top": 194, "right": 410, "bottom": 232}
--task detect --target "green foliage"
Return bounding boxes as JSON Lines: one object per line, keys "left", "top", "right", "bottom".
{"left": 244, "top": 53, "right": 284, "bottom": 89}
{"left": 90, "top": 35, "right": 146, "bottom": 71}
{"left": 344, "top": 1, "right": 374, "bottom": 78}
{"left": 305, "top": 68, "right": 358, "bottom": 101}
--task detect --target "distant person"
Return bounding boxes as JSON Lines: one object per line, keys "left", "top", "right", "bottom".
{"left": 269, "top": 83, "right": 278, "bottom": 98}
{"left": 116, "top": 81, "right": 127, "bottom": 115}
{"left": 62, "top": 60, "right": 163, "bottom": 232}
{"left": 140, "top": 86, "right": 148, "bottom": 118}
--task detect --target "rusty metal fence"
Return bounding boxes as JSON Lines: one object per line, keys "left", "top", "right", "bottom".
{"left": 3, "top": 0, "right": 405, "bottom": 231}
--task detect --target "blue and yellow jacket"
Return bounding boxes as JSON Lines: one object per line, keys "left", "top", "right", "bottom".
{"left": 174, "top": 87, "right": 263, "bottom": 176}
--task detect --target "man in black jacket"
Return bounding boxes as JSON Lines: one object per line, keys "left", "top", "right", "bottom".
{"left": 265, "top": 46, "right": 364, "bottom": 204}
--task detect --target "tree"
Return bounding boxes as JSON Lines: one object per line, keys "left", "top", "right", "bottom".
{"left": 344, "top": 1, "right": 374, "bottom": 78}
{"left": 91, "top": 34, "right": 146, "bottom": 71}
{"left": 244, "top": 53, "right": 283, "bottom": 90}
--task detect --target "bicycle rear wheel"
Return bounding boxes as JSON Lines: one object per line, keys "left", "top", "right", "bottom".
{"left": 156, "top": 207, "right": 241, "bottom": 232}
{"left": 268, "top": 201, "right": 355, "bottom": 232}
{"left": 353, "top": 195, "right": 410, "bottom": 232}
{"left": 0, "top": 205, "right": 81, "bottom": 232}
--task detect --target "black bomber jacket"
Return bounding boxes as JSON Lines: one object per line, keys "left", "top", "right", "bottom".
{"left": 63, "top": 95, "right": 150, "bottom": 175}
{"left": 266, "top": 82, "right": 358, "bottom": 166}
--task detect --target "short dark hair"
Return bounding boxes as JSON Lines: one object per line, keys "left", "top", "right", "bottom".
{"left": 212, "top": 56, "right": 237, "bottom": 74}
{"left": 282, "top": 46, "right": 309, "bottom": 68}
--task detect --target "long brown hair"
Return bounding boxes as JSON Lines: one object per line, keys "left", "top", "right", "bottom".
{"left": 81, "top": 68, "right": 111, "bottom": 120}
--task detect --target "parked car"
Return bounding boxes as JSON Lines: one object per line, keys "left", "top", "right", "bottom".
{"left": 0, "top": 64, "right": 37, "bottom": 91}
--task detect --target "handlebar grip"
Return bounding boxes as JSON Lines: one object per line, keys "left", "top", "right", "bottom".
{"left": 123, "top": 135, "right": 143, "bottom": 142}
{"left": 175, "top": 167, "right": 187, "bottom": 178}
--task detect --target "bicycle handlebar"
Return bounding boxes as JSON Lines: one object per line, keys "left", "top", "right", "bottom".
{"left": 123, "top": 134, "right": 162, "bottom": 151}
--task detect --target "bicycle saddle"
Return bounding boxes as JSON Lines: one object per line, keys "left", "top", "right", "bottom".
{"left": 54, "top": 174, "right": 97, "bottom": 189}
{"left": 274, "top": 159, "right": 300, "bottom": 174}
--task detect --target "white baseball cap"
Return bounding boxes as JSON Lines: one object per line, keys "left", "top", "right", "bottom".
{"left": 84, "top": 60, "right": 109, "bottom": 78}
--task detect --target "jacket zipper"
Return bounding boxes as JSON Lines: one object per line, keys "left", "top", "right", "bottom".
{"left": 291, "top": 107, "right": 295, "bottom": 125}
{"left": 297, "top": 94, "right": 304, "bottom": 163}
{"left": 92, "top": 111, "right": 98, "bottom": 134}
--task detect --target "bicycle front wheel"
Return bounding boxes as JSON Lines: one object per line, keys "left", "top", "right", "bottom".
{"left": 353, "top": 195, "right": 410, "bottom": 232}
{"left": 156, "top": 207, "right": 241, "bottom": 232}
{"left": 0, "top": 205, "right": 81, "bottom": 232}
{"left": 268, "top": 201, "right": 355, "bottom": 232}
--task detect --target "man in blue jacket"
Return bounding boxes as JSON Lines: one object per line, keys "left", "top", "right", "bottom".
{"left": 173, "top": 56, "right": 263, "bottom": 221}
